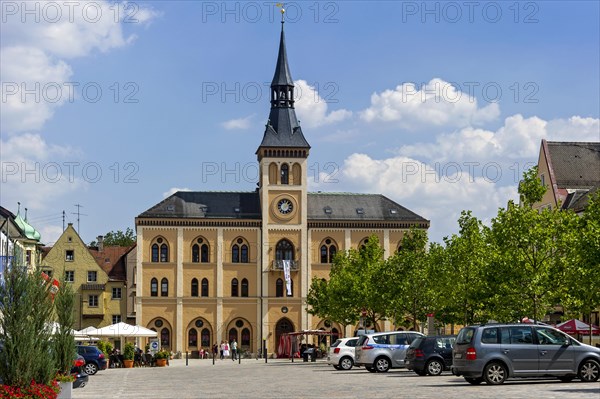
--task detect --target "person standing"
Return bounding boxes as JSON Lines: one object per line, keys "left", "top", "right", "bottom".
{"left": 223, "top": 341, "right": 230, "bottom": 359}
{"left": 231, "top": 339, "right": 238, "bottom": 361}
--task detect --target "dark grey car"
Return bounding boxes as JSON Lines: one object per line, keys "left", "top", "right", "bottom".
{"left": 452, "top": 323, "right": 600, "bottom": 385}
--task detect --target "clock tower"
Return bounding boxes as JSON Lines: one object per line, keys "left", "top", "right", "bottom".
{"left": 256, "top": 18, "right": 310, "bottom": 335}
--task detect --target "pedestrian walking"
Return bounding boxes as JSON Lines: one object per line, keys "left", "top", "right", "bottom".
{"left": 231, "top": 339, "right": 238, "bottom": 360}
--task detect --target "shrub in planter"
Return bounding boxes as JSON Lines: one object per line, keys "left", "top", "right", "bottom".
{"left": 122, "top": 343, "right": 135, "bottom": 368}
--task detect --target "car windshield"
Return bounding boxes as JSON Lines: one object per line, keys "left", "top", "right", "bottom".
{"left": 456, "top": 328, "right": 475, "bottom": 345}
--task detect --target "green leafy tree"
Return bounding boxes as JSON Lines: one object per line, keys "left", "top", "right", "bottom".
{"left": 387, "top": 228, "right": 434, "bottom": 331}
{"left": 89, "top": 227, "right": 136, "bottom": 247}
{"left": 487, "top": 200, "right": 576, "bottom": 322}
{"left": 519, "top": 166, "right": 546, "bottom": 207}
{"left": 53, "top": 275, "right": 76, "bottom": 376}
{"left": 306, "top": 235, "right": 392, "bottom": 331}
{"left": 561, "top": 192, "right": 600, "bottom": 339}
{"left": 437, "top": 211, "right": 489, "bottom": 326}
{"left": 0, "top": 266, "right": 56, "bottom": 387}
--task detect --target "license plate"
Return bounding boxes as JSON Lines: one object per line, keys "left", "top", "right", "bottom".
{"left": 454, "top": 353, "right": 462, "bottom": 359}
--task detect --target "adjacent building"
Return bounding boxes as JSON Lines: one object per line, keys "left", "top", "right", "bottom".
{"left": 135, "top": 22, "right": 429, "bottom": 355}
{"left": 534, "top": 139, "right": 600, "bottom": 213}
{"left": 40, "top": 223, "right": 133, "bottom": 331}
{"left": 0, "top": 204, "right": 43, "bottom": 274}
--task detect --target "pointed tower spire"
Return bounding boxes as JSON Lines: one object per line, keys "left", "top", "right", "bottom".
{"left": 256, "top": 11, "right": 310, "bottom": 158}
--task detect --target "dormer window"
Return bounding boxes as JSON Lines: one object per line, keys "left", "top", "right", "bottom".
{"left": 356, "top": 208, "right": 364, "bottom": 215}
{"left": 324, "top": 207, "right": 332, "bottom": 215}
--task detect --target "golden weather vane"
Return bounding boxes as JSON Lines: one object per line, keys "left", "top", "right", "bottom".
{"left": 276, "top": 3, "right": 285, "bottom": 22}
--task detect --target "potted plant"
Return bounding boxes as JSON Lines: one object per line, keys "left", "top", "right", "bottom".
{"left": 154, "top": 350, "right": 169, "bottom": 367}
{"left": 122, "top": 343, "right": 135, "bottom": 368}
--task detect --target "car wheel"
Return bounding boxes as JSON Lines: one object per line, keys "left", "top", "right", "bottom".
{"left": 578, "top": 359, "right": 600, "bottom": 382}
{"left": 83, "top": 362, "right": 98, "bottom": 375}
{"left": 339, "top": 357, "right": 353, "bottom": 371}
{"left": 464, "top": 377, "right": 483, "bottom": 385}
{"left": 426, "top": 359, "right": 444, "bottom": 376}
{"left": 366, "top": 366, "right": 377, "bottom": 373}
{"left": 483, "top": 362, "right": 507, "bottom": 385}
{"left": 375, "top": 357, "right": 391, "bottom": 373}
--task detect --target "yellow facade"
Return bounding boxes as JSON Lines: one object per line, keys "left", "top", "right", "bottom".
{"left": 135, "top": 25, "right": 429, "bottom": 356}
{"left": 40, "top": 224, "right": 127, "bottom": 330}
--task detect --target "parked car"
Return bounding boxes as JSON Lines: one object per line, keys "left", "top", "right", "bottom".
{"left": 452, "top": 323, "right": 600, "bottom": 385}
{"left": 405, "top": 335, "right": 456, "bottom": 376}
{"left": 327, "top": 337, "right": 359, "bottom": 370}
{"left": 355, "top": 331, "right": 424, "bottom": 372}
{"left": 76, "top": 345, "right": 107, "bottom": 375}
{"left": 72, "top": 354, "right": 89, "bottom": 388}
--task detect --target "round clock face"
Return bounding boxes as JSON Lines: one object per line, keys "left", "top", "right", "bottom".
{"left": 277, "top": 199, "right": 293, "bottom": 214}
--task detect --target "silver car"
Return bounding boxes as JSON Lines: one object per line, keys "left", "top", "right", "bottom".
{"left": 327, "top": 337, "right": 359, "bottom": 370}
{"left": 452, "top": 323, "right": 600, "bottom": 384}
{"left": 355, "top": 331, "right": 424, "bottom": 372}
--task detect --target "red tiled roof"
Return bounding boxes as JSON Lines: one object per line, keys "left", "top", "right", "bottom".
{"left": 88, "top": 245, "right": 135, "bottom": 281}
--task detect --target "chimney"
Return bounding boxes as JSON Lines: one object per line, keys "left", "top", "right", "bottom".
{"left": 97, "top": 235, "right": 104, "bottom": 251}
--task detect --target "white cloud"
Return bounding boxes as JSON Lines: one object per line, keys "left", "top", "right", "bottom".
{"left": 294, "top": 80, "right": 352, "bottom": 128}
{"left": 397, "top": 114, "right": 600, "bottom": 163}
{"left": 222, "top": 115, "right": 254, "bottom": 130}
{"left": 360, "top": 78, "right": 500, "bottom": 129}
{"left": 1, "top": 46, "right": 74, "bottom": 132}
{"left": 0, "top": 134, "right": 86, "bottom": 212}
{"left": 313, "top": 152, "right": 518, "bottom": 243}
{"left": 2, "top": 1, "right": 160, "bottom": 59}
{"left": 162, "top": 187, "right": 192, "bottom": 198}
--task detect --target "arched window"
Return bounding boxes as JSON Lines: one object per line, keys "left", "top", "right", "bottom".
{"left": 231, "top": 278, "right": 239, "bottom": 297}
{"left": 292, "top": 163, "right": 301, "bottom": 185}
{"left": 241, "top": 328, "right": 251, "bottom": 346}
{"left": 201, "top": 278, "right": 209, "bottom": 297}
{"left": 192, "top": 244, "right": 199, "bottom": 262}
{"left": 189, "top": 328, "right": 198, "bottom": 347}
{"left": 229, "top": 328, "right": 238, "bottom": 343}
{"left": 320, "top": 238, "right": 337, "bottom": 263}
{"left": 161, "top": 328, "right": 170, "bottom": 347}
{"left": 201, "top": 328, "right": 211, "bottom": 347}
{"left": 281, "top": 164, "right": 289, "bottom": 184}
{"left": 269, "top": 162, "right": 278, "bottom": 184}
{"left": 241, "top": 278, "right": 249, "bottom": 297}
{"left": 150, "top": 278, "right": 158, "bottom": 297}
{"left": 359, "top": 237, "right": 370, "bottom": 251}
{"left": 232, "top": 245, "right": 240, "bottom": 263}
{"left": 151, "top": 244, "right": 159, "bottom": 262}
{"left": 192, "top": 238, "right": 209, "bottom": 263}
{"left": 160, "top": 244, "right": 168, "bottom": 262}
{"left": 276, "top": 278, "right": 283, "bottom": 297}
{"left": 161, "top": 278, "right": 168, "bottom": 296}
{"left": 241, "top": 245, "right": 249, "bottom": 263}
{"left": 201, "top": 244, "right": 209, "bottom": 262}
{"left": 191, "top": 278, "right": 198, "bottom": 297}
{"left": 275, "top": 239, "right": 294, "bottom": 261}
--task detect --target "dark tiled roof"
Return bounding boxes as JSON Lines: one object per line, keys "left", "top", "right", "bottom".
{"left": 258, "top": 112, "right": 310, "bottom": 149}
{"left": 138, "top": 191, "right": 262, "bottom": 219}
{"left": 563, "top": 186, "right": 599, "bottom": 213}
{"left": 271, "top": 24, "right": 294, "bottom": 86}
{"left": 307, "top": 193, "right": 428, "bottom": 221}
{"left": 138, "top": 191, "right": 427, "bottom": 222}
{"left": 547, "top": 142, "right": 600, "bottom": 189}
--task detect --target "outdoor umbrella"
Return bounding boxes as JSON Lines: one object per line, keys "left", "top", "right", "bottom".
{"left": 86, "top": 322, "right": 158, "bottom": 338}
{"left": 556, "top": 319, "right": 600, "bottom": 335}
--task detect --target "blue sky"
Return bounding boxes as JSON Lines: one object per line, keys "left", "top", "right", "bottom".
{"left": 1, "top": 1, "right": 599, "bottom": 245}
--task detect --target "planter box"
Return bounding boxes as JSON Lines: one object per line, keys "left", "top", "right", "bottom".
{"left": 57, "top": 381, "right": 72, "bottom": 399}
{"left": 156, "top": 358, "right": 167, "bottom": 367}
{"left": 123, "top": 359, "right": 134, "bottom": 368}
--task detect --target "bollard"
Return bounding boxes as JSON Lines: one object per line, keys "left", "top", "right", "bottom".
{"left": 238, "top": 350, "right": 241, "bottom": 364}
{"left": 186, "top": 351, "right": 188, "bottom": 366}
{"left": 213, "top": 351, "right": 215, "bottom": 365}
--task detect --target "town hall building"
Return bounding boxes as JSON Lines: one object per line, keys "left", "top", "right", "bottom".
{"left": 135, "top": 21, "right": 429, "bottom": 356}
